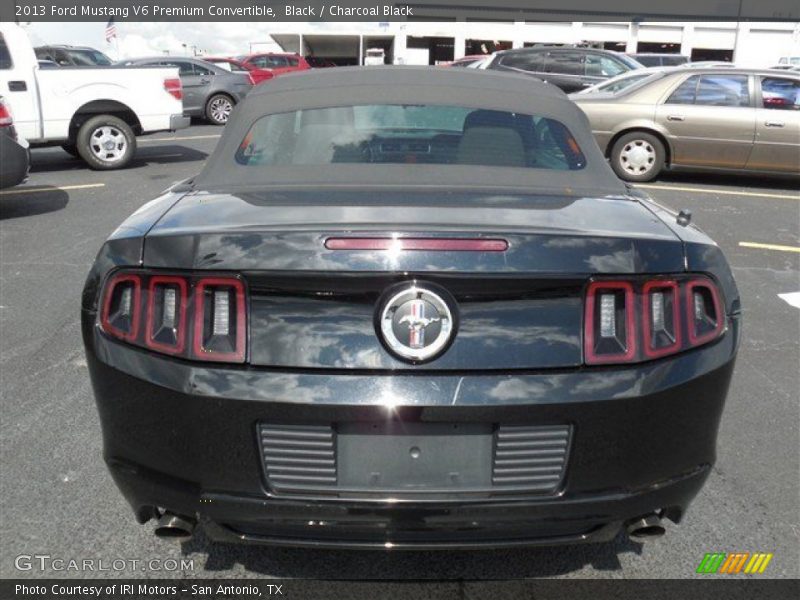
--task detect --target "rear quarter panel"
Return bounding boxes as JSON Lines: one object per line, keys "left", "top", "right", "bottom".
{"left": 36, "top": 67, "right": 183, "bottom": 139}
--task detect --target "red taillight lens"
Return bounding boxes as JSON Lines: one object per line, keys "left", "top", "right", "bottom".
{"left": 192, "top": 277, "right": 246, "bottom": 363}
{"left": 584, "top": 275, "right": 724, "bottom": 366}
{"left": 145, "top": 276, "right": 188, "bottom": 355}
{"left": 584, "top": 281, "right": 636, "bottom": 364}
{"left": 164, "top": 78, "right": 183, "bottom": 100}
{"left": 686, "top": 278, "right": 724, "bottom": 346}
{"left": 0, "top": 100, "right": 13, "bottom": 127}
{"left": 100, "top": 273, "right": 142, "bottom": 342}
{"left": 642, "top": 280, "right": 681, "bottom": 358}
{"left": 98, "top": 271, "right": 247, "bottom": 363}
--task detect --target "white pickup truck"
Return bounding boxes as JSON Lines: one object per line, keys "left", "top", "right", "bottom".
{"left": 0, "top": 23, "right": 190, "bottom": 170}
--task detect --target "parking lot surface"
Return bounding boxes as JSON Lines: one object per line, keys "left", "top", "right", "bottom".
{"left": 1, "top": 125, "right": 798, "bottom": 582}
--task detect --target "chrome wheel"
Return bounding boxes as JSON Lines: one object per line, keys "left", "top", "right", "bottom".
{"left": 209, "top": 97, "right": 233, "bottom": 124}
{"left": 619, "top": 139, "right": 656, "bottom": 176}
{"left": 89, "top": 126, "right": 128, "bottom": 163}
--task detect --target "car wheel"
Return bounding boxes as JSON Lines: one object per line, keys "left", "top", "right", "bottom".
{"left": 76, "top": 115, "right": 136, "bottom": 170}
{"left": 61, "top": 143, "right": 80, "bottom": 158}
{"left": 610, "top": 132, "right": 665, "bottom": 182}
{"left": 205, "top": 94, "right": 234, "bottom": 125}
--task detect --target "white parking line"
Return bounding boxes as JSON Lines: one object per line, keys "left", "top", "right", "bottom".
{"left": 139, "top": 134, "right": 221, "bottom": 143}
{"left": 738, "top": 241, "right": 800, "bottom": 253}
{"left": 0, "top": 183, "right": 105, "bottom": 196}
{"left": 638, "top": 184, "right": 799, "bottom": 201}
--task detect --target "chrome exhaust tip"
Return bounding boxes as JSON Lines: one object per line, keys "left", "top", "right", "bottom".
{"left": 626, "top": 514, "right": 666, "bottom": 540}
{"left": 154, "top": 512, "right": 196, "bottom": 540}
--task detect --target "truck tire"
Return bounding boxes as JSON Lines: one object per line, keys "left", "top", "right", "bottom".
{"left": 205, "top": 94, "right": 234, "bottom": 125}
{"left": 61, "top": 143, "right": 80, "bottom": 158}
{"left": 609, "top": 131, "right": 665, "bottom": 182}
{"left": 76, "top": 115, "right": 136, "bottom": 170}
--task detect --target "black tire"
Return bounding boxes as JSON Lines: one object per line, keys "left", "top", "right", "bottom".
{"left": 609, "top": 131, "right": 665, "bottom": 182}
{"left": 60, "top": 143, "right": 80, "bottom": 158}
{"left": 76, "top": 115, "right": 136, "bottom": 170}
{"left": 205, "top": 93, "right": 234, "bottom": 126}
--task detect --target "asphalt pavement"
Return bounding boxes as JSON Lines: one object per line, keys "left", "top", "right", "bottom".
{"left": 1, "top": 125, "right": 798, "bottom": 584}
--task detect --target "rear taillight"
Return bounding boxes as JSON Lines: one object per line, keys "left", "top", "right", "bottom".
{"left": 164, "top": 78, "right": 183, "bottom": 100}
{"left": 193, "top": 277, "right": 246, "bottom": 362}
{"left": 99, "top": 271, "right": 247, "bottom": 363}
{"left": 0, "top": 99, "right": 17, "bottom": 140}
{"left": 584, "top": 275, "right": 724, "bottom": 365}
{"left": 100, "top": 273, "right": 142, "bottom": 342}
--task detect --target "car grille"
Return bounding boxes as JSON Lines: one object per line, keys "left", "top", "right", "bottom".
{"left": 258, "top": 423, "right": 571, "bottom": 497}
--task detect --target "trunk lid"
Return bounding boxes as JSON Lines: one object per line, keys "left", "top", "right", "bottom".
{"left": 143, "top": 190, "right": 684, "bottom": 371}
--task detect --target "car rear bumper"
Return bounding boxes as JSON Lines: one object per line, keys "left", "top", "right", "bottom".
{"left": 169, "top": 114, "right": 191, "bottom": 131}
{"left": 84, "top": 311, "right": 739, "bottom": 548}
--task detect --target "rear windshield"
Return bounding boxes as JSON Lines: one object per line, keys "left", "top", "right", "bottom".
{"left": 235, "top": 104, "right": 586, "bottom": 170}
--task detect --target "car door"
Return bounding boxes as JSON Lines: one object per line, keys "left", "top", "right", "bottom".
{"left": 542, "top": 50, "right": 586, "bottom": 93}
{"left": 161, "top": 60, "right": 204, "bottom": 114}
{"left": 655, "top": 73, "right": 755, "bottom": 169}
{"left": 746, "top": 75, "right": 800, "bottom": 172}
{"left": 0, "top": 32, "right": 40, "bottom": 141}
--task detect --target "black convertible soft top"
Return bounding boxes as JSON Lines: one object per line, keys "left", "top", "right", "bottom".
{"left": 194, "top": 66, "right": 626, "bottom": 196}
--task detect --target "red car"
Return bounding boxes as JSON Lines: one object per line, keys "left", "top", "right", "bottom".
{"left": 235, "top": 53, "right": 311, "bottom": 77}
{"left": 204, "top": 57, "right": 274, "bottom": 85}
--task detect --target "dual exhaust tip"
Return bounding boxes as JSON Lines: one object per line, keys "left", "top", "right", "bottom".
{"left": 154, "top": 512, "right": 196, "bottom": 540}
{"left": 626, "top": 513, "right": 666, "bottom": 541}
{"left": 152, "top": 511, "right": 666, "bottom": 543}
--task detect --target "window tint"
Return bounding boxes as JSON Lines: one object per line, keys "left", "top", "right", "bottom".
{"left": 163, "top": 61, "right": 195, "bottom": 76}
{"left": 0, "top": 34, "right": 13, "bottom": 69}
{"left": 287, "top": 57, "right": 299, "bottom": 67}
{"left": 236, "top": 104, "right": 586, "bottom": 171}
{"left": 633, "top": 55, "right": 661, "bottom": 67}
{"left": 696, "top": 75, "right": 749, "bottom": 107}
{"left": 268, "top": 56, "right": 288, "bottom": 67}
{"left": 544, "top": 51, "right": 584, "bottom": 76}
{"left": 499, "top": 52, "right": 543, "bottom": 72}
{"left": 760, "top": 77, "right": 800, "bottom": 110}
{"left": 667, "top": 74, "right": 749, "bottom": 106}
{"left": 666, "top": 75, "right": 699, "bottom": 104}
{"left": 194, "top": 63, "right": 213, "bottom": 76}
{"left": 585, "top": 54, "right": 626, "bottom": 78}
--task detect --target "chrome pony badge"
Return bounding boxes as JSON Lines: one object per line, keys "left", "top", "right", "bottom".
{"left": 378, "top": 285, "right": 456, "bottom": 362}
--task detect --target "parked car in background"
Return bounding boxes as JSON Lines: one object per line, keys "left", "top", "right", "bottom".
{"left": 770, "top": 64, "right": 800, "bottom": 72}
{"left": 628, "top": 53, "right": 689, "bottom": 67}
{"left": 204, "top": 57, "right": 274, "bottom": 84}
{"left": 235, "top": 53, "right": 310, "bottom": 77}
{"left": 777, "top": 56, "right": 800, "bottom": 66}
{"left": 305, "top": 56, "right": 336, "bottom": 68}
{"left": 34, "top": 45, "right": 113, "bottom": 66}
{"left": 364, "top": 48, "right": 386, "bottom": 65}
{"left": 575, "top": 67, "right": 664, "bottom": 95}
{"left": 1, "top": 23, "right": 188, "bottom": 170}
{"left": 572, "top": 68, "right": 800, "bottom": 181}
{"left": 0, "top": 96, "right": 29, "bottom": 189}
{"left": 122, "top": 57, "right": 252, "bottom": 125}
{"left": 484, "top": 46, "right": 644, "bottom": 92}
{"left": 444, "top": 55, "right": 487, "bottom": 67}
{"left": 687, "top": 61, "right": 735, "bottom": 68}
{"left": 83, "top": 66, "right": 740, "bottom": 549}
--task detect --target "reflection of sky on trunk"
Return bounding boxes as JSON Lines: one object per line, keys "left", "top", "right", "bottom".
{"left": 249, "top": 296, "right": 583, "bottom": 370}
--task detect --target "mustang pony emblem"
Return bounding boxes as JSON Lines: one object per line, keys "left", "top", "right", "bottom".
{"left": 399, "top": 299, "right": 439, "bottom": 348}
{"left": 379, "top": 286, "right": 455, "bottom": 362}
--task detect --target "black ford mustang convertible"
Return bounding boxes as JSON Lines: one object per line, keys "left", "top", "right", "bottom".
{"left": 82, "top": 67, "right": 740, "bottom": 548}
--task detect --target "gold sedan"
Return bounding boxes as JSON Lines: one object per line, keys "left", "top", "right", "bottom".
{"left": 571, "top": 68, "right": 800, "bottom": 181}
